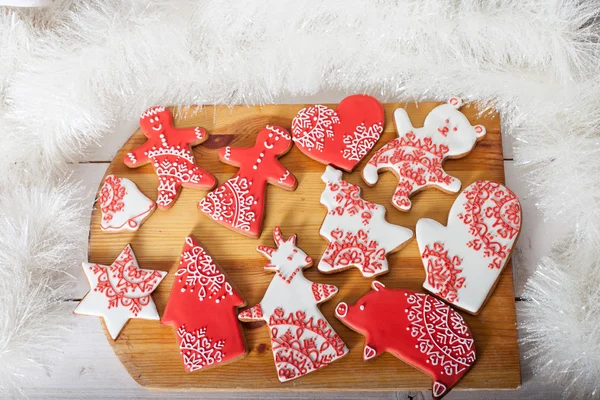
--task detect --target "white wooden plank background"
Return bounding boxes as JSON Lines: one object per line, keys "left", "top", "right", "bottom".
{"left": 14, "top": 94, "right": 566, "bottom": 399}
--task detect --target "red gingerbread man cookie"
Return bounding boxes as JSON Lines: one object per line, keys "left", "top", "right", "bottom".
{"left": 335, "top": 281, "right": 476, "bottom": 399}
{"left": 162, "top": 236, "right": 247, "bottom": 372}
{"left": 199, "top": 125, "right": 297, "bottom": 238}
{"left": 124, "top": 106, "right": 216, "bottom": 210}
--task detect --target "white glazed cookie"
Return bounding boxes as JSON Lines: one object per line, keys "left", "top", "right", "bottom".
{"left": 99, "top": 174, "right": 155, "bottom": 232}
{"left": 416, "top": 180, "right": 522, "bottom": 314}
{"left": 363, "top": 97, "right": 486, "bottom": 212}
{"left": 74, "top": 244, "right": 167, "bottom": 339}
{"left": 238, "top": 227, "right": 348, "bottom": 382}
{"left": 318, "top": 166, "right": 413, "bottom": 278}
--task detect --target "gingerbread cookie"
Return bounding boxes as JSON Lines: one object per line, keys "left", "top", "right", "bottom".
{"left": 416, "top": 180, "right": 521, "bottom": 314}
{"left": 99, "top": 174, "right": 155, "bottom": 232}
{"left": 363, "top": 97, "right": 486, "bottom": 211}
{"left": 318, "top": 166, "right": 413, "bottom": 278}
{"left": 199, "top": 125, "right": 297, "bottom": 238}
{"left": 162, "top": 236, "right": 247, "bottom": 372}
{"left": 74, "top": 244, "right": 167, "bottom": 339}
{"left": 291, "top": 94, "right": 384, "bottom": 171}
{"left": 124, "top": 106, "right": 216, "bottom": 210}
{"left": 335, "top": 281, "right": 476, "bottom": 399}
{"left": 238, "top": 227, "right": 348, "bottom": 382}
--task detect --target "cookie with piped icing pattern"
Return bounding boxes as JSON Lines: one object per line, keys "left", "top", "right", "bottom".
{"left": 99, "top": 174, "right": 155, "bottom": 232}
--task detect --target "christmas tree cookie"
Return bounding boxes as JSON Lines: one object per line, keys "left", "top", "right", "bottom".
{"left": 74, "top": 244, "right": 167, "bottom": 339}
{"left": 363, "top": 97, "right": 486, "bottom": 211}
{"left": 416, "top": 180, "right": 522, "bottom": 314}
{"left": 199, "top": 125, "right": 296, "bottom": 238}
{"left": 335, "top": 281, "right": 476, "bottom": 399}
{"left": 291, "top": 94, "right": 384, "bottom": 171}
{"left": 98, "top": 174, "right": 155, "bottom": 232}
{"left": 238, "top": 227, "right": 348, "bottom": 382}
{"left": 162, "top": 236, "right": 247, "bottom": 372}
{"left": 124, "top": 106, "right": 216, "bottom": 209}
{"left": 318, "top": 166, "right": 413, "bottom": 278}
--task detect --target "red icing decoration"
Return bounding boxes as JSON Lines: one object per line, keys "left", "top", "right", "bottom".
{"left": 199, "top": 126, "right": 297, "bottom": 237}
{"left": 367, "top": 132, "right": 451, "bottom": 210}
{"left": 322, "top": 229, "right": 386, "bottom": 276}
{"left": 335, "top": 284, "right": 476, "bottom": 399}
{"left": 124, "top": 106, "right": 216, "bottom": 210}
{"left": 458, "top": 180, "right": 520, "bottom": 269}
{"left": 422, "top": 242, "right": 464, "bottom": 303}
{"left": 162, "top": 236, "right": 246, "bottom": 372}
{"left": 99, "top": 175, "right": 126, "bottom": 223}
{"left": 291, "top": 95, "right": 384, "bottom": 172}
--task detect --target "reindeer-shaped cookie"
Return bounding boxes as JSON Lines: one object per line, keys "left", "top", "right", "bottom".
{"left": 238, "top": 227, "right": 348, "bottom": 382}
{"left": 124, "top": 106, "right": 216, "bottom": 209}
{"left": 363, "top": 98, "right": 486, "bottom": 212}
{"left": 199, "top": 126, "right": 297, "bottom": 238}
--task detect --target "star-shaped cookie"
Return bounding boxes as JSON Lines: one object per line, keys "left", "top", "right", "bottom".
{"left": 74, "top": 244, "right": 167, "bottom": 339}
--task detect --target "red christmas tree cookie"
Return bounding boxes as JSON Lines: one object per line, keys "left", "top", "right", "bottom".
{"left": 74, "top": 244, "right": 167, "bottom": 339}
{"left": 416, "top": 180, "right": 522, "bottom": 314}
{"left": 124, "top": 106, "right": 216, "bottom": 210}
{"left": 291, "top": 94, "right": 384, "bottom": 172}
{"left": 335, "top": 281, "right": 476, "bottom": 399}
{"left": 162, "top": 236, "right": 247, "bottom": 372}
{"left": 363, "top": 97, "right": 486, "bottom": 211}
{"left": 199, "top": 125, "right": 297, "bottom": 238}
{"left": 238, "top": 227, "right": 348, "bottom": 382}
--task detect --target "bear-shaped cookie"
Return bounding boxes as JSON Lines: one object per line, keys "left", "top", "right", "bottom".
{"left": 363, "top": 97, "right": 486, "bottom": 212}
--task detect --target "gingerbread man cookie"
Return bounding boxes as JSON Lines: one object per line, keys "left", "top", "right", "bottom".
{"left": 291, "top": 94, "right": 384, "bottom": 172}
{"left": 238, "top": 227, "right": 348, "bottom": 382}
{"left": 162, "top": 236, "right": 247, "bottom": 372}
{"left": 199, "top": 125, "right": 297, "bottom": 238}
{"left": 318, "top": 166, "right": 413, "bottom": 278}
{"left": 124, "top": 106, "right": 216, "bottom": 210}
{"left": 335, "top": 281, "right": 476, "bottom": 400}
{"left": 363, "top": 98, "right": 486, "bottom": 211}
{"left": 416, "top": 180, "right": 522, "bottom": 314}
{"left": 74, "top": 244, "right": 167, "bottom": 339}
{"left": 99, "top": 174, "right": 155, "bottom": 232}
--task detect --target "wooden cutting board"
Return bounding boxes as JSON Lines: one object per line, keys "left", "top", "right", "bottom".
{"left": 87, "top": 102, "right": 520, "bottom": 391}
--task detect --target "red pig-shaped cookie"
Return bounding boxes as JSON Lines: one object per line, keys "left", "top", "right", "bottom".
{"left": 335, "top": 281, "right": 476, "bottom": 399}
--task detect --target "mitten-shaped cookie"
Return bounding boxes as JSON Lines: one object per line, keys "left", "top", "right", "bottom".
{"left": 416, "top": 180, "right": 521, "bottom": 314}
{"left": 363, "top": 97, "right": 486, "bottom": 211}
{"left": 124, "top": 106, "right": 216, "bottom": 209}
{"left": 335, "top": 281, "right": 476, "bottom": 400}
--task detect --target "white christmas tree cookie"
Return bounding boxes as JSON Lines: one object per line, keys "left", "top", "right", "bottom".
{"left": 74, "top": 244, "right": 167, "bottom": 339}
{"left": 99, "top": 174, "right": 155, "bottom": 232}
{"left": 238, "top": 227, "right": 348, "bottom": 382}
{"left": 318, "top": 166, "right": 413, "bottom": 278}
{"left": 416, "top": 180, "right": 522, "bottom": 314}
{"left": 363, "top": 97, "right": 486, "bottom": 212}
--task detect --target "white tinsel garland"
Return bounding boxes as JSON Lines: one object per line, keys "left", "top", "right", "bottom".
{"left": 1, "top": 0, "right": 600, "bottom": 397}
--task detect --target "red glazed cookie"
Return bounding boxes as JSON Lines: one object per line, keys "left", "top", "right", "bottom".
{"left": 335, "top": 281, "right": 476, "bottom": 400}
{"left": 291, "top": 94, "right": 384, "bottom": 172}
{"left": 199, "top": 125, "right": 297, "bottom": 238}
{"left": 124, "top": 106, "right": 216, "bottom": 210}
{"left": 238, "top": 227, "right": 348, "bottom": 382}
{"left": 162, "top": 236, "right": 247, "bottom": 372}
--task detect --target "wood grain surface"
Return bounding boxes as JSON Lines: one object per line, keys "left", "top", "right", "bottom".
{"left": 87, "top": 102, "right": 520, "bottom": 391}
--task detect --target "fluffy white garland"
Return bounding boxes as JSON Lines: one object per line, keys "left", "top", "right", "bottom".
{"left": 1, "top": 0, "right": 599, "bottom": 397}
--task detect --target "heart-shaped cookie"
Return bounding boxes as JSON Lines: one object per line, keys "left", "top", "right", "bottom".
{"left": 291, "top": 94, "right": 384, "bottom": 171}
{"left": 416, "top": 180, "right": 521, "bottom": 314}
